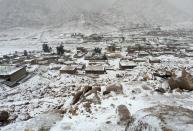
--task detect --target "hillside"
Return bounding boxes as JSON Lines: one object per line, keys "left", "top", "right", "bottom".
{"left": 0, "top": 0, "right": 192, "bottom": 30}
{"left": 103, "top": 0, "right": 192, "bottom": 27}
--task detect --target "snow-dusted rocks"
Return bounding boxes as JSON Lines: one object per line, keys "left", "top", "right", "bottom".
{"left": 2, "top": 113, "right": 62, "bottom": 131}
{"left": 126, "top": 105, "right": 193, "bottom": 131}
{"left": 72, "top": 85, "right": 93, "bottom": 105}
{"left": 18, "top": 113, "right": 31, "bottom": 121}
{"left": 104, "top": 83, "right": 123, "bottom": 95}
{"left": 169, "top": 69, "right": 193, "bottom": 91}
{"left": 1, "top": 24, "right": 193, "bottom": 131}
{"left": 116, "top": 105, "right": 133, "bottom": 126}
{"left": 0, "top": 111, "right": 9, "bottom": 122}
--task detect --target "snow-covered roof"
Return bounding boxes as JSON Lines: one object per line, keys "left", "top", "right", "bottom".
{"left": 60, "top": 66, "right": 77, "bottom": 71}
{"left": 85, "top": 66, "right": 105, "bottom": 71}
{"left": 120, "top": 60, "right": 137, "bottom": 67}
{"left": 0, "top": 66, "right": 25, "bottom": 76}
{"left": 149, "top": 57, "right": 160, "bottom": 61}
{"left": 139, "top": 51, "right": 149, "bottom": 55}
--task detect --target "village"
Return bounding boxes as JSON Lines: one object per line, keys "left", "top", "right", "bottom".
{"left": 1, "top": 26, "right": 193, "bottom": 131}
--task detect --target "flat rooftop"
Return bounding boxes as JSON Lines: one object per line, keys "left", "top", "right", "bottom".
{"left": 85, "top": 66, "right": 105, "bottom": 71}
{"left": 120, "top": 60, "right": 137, "bottom": 67}
{"left": 60, "top": 66, "right": 77, "bottom": 71}
{"left": 0, "top": 66, "right": 24, "bottom": 76}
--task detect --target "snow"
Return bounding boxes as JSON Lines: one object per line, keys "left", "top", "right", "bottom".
{"left": 1, "top": 25, "right": 193, "bottom": 131}
{"left": 0, "top": 66, "right": 25, "bottom": 76}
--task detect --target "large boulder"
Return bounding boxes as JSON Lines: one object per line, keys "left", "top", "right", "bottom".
{"left": 168, "top": 69, "right": 193, "bottom": 91}
{"left": 105, "top": 83, "right": 123, "bottom": 94}
{"left": 116, "top": 105, "right": 133, "bottom": 126}
{"left": 126, "top": 105, "right": 193, "bottom": 131}
{"left": 0, "top": 111, "right": 9, "bottom": 122}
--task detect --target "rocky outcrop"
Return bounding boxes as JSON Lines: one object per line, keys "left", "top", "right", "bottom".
{"left": 168, "top": 69, "right": 193, "bottom": 91}
{"left": 126, "top": 105, "right": 193, "bottom": 131}
{"left": 116, "top": 105, "right": 133, "bottom": 126}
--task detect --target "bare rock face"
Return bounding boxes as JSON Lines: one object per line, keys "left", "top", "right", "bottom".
{"left": 126, "top": 105, "right": 193, "bottom": 131}
{"left": 0, "top": 111, "right": 9, "bottom": 122}
{"left": 116, "top": 105, "right": 133, "bottom": 126}
{"left": 168, "top": 69, "right": 193, "bottom": 91}
{"left": 105, "top": 83, "right": 123, "bottom": 94}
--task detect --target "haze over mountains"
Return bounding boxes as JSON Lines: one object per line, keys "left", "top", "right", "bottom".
{"left": 105, "top": 0, "right": 192, "bottom": 26}
{"left": 0, "top": 0, "right": 192, "bottom": 30}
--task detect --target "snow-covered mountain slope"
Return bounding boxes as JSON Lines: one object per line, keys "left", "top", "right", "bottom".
{"left": 0, "top": 0, "right": 81, "bottom": 29}
{"left": 103, "top": 0, "right": 193, "bottom": 27}
{"left": 0, "top": 0, "right": 192, "bottom": 30}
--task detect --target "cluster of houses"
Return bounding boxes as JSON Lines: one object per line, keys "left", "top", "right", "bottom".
{"left": 1, "top": 29, "right": 193, "bottom": 87}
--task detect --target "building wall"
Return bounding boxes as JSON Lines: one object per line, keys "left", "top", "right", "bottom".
{"left": 85, "top": 70, "right": 105, "bottom": 74}
{"left": 9, "top": 68, "right": 27, "bottom": 82}
{"left": 60, "top": 69, "right": 77, "bottom": 74}
{"left": 0, "top": 75, "right": 9, "bottom": 80}
{"left": 119, "top": 64, "right": 136, "bottom": 70}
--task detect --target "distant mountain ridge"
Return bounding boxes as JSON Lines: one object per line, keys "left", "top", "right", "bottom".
{"left": 0, "top": 0, "right": 192, "bottom": 30}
